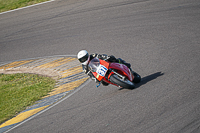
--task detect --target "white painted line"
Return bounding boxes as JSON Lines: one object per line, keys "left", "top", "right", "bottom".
{"left": 0, "top": 0, "right": 55, "bottom": 15}
{"left": 4, "top": 79, "right": 91, "bottom": 133}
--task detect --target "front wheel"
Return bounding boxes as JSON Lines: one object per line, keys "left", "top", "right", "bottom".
{"left": 132, "top": 72, "right": 141, "bottom": 83}
{"left": 109, "top": 74, "right": 135, "bottom": 89}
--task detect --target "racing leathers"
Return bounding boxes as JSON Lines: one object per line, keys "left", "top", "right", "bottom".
{"left": 81, "top": 53, "right": 131, "bottom": 86}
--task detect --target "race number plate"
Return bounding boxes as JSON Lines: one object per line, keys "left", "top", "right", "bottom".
{"left": 96, "top": 65, "right": 108, "bottom": 77}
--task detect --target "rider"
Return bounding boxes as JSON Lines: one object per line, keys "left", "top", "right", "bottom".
{"left": 77, "top": 50, "right": 131, "bottom": 86}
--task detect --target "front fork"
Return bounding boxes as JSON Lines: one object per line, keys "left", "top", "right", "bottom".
{"left": 111, "top": 70, "right": 126, "bottom": 81}
{"left": 106, "top": 69, "right": 126, "bottom": 81}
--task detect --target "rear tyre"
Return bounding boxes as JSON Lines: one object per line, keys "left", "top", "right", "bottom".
{"left": 110, "top": 74, "right": 135, "bottom": 89}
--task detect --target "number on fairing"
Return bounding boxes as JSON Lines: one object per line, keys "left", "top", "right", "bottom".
{"left": 97, "top": 65, "right": 108, "bottom": 77}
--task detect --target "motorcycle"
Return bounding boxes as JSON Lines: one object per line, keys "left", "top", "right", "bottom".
{"left": 88, "top": 57, "right": 141, "bottom": 89}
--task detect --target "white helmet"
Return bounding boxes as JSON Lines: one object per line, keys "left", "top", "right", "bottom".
{"left": 77, "top": 50, "right": 90, "bottom": 65}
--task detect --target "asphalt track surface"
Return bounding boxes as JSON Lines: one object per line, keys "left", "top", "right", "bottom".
{"left": 0, "top": 0, "right": 200, "bottom": 132}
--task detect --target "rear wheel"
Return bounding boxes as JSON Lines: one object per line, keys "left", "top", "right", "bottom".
{"left": 109, "top": 74, "right": 135, "bottom": 89}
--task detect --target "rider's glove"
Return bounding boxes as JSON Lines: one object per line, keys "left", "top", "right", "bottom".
{"left": 91, "top": 53, "right": 97, "bottom": 58}
{"left": 101, "top": 54, "right": 108, "bottom": 59}
{"left": 96, "top": 54, "right": 109, "bottom": 60}
{"left": 106, "top": 55, "right": 116, "bottom": 62}
{"left": 105, "top": 55, "right": 110, "bottom": 61}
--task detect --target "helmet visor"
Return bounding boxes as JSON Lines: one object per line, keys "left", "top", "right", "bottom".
{"left": 78, "top": 53, "right": 89, "bottom": 63}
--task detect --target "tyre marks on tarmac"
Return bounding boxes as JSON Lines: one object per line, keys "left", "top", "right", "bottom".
{"left": 0, "top": 56, "right": 88, "bottom": 133}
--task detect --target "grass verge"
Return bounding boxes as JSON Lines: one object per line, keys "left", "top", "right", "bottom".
{"left": 0, "top": 73, "right": 55, "bottom": 124}
{"left": 0, "top": 0, "right": 50, "bottom": 13}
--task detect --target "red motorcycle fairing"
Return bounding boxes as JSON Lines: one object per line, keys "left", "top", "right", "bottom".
{"left": 108, "top": 63, "right": 134, "bottom": 82}
{"left": 92, "top": 59, "right": 110, "bottom": 81}
{"left": 88, "top": 57, "right": 135, "bottom": 88}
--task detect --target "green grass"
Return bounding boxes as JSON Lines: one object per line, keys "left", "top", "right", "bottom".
{"left": 0, "top": 0, "right": 50, "bottom": 13}
{"left": 0, "top": 73, "right": 55, "bottom": 124}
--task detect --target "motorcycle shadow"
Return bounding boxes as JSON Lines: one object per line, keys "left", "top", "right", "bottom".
{"left": 119, "top": 72, "right": 164, "bottom": 90}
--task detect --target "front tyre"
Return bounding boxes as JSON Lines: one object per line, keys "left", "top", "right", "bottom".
{"left": 109, "top": 74, "right": 135, "bottom": 89}
{"left": 132, "top": 72, "right": 141, "bottom": 83}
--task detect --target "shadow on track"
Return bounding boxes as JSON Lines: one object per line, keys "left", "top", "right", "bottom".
{"left": 135, "top": 72, "right": 164, "bottom": 89}
{"left": 119, "top": 72, "right": 164, "bottom": 90}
